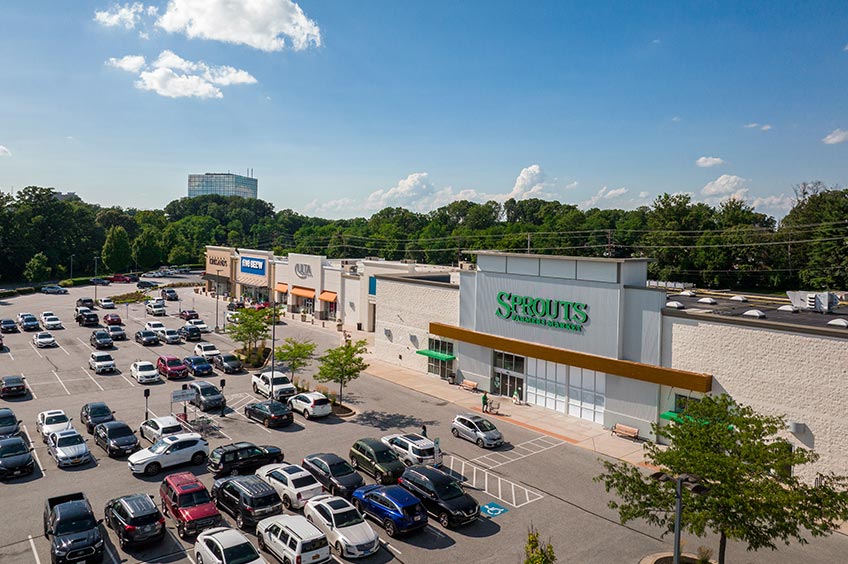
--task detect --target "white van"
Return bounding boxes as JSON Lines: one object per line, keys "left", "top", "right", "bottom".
{"left": 256, "top": 514, "right": 330, "bottom": 564}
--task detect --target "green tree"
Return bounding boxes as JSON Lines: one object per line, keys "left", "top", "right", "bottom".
{"left": 315, "top": 339, "right": 369, "bottom": 406}
{"left": 132, "top": 227, "right": 163, "bottom": 270}
{"left": 596, "top": 395, "right": 848, "bottom": 564}
{"left": 226, "top": 307, "right": 271, "bottom": 361}
{"left": 275, "top": 337, "right": 317, "bottom": 381}
{"left": 101, "top": 226, "right": 132, "bottom": 273}
{"left": 23, "top": 251, "right": 51, "bottom": 282}
{"left": 524, "top": 526, "right": 556, "bottom": 564}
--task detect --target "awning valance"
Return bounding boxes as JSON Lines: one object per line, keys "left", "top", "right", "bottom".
{"left": 659, "top": 410, "right": 684, "bottom": 423}
{"left": 416, "top": 349, "right": 456, "bottom": 362}
{"left": 275, "top": 283, "right": 289, "bottom": 293}
{"left": 291, "top": 286, "right": 315, "bottom": 299}
{"left": 318, "top": 290, "right": 337, "bottom": 302}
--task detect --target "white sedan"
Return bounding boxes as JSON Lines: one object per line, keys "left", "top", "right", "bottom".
{"left": 43, "top": 316, "right": 63, "bottom": 330}
{"left": 130, "top": 361, "right": 161, "bottom": 384}
{"left": 32, "top": 332, "right": 57, "bottom": 348}
{"left": 188, "top": 319, "right": 210, "bottom": 333}
{"left": 99, "top": 298, "right": 116, "bottom": 309}
{"left": 194, "top": 342, "right": 220, "bottom": 359}
{"left": 256, "top": 463, "right": 324, "bottom": 510}
{"left": 36, "top": 410, "right": 73, "bottom": 442}
{"left": 195, "top": 528, "right": 266, "bottom": 564}
{"left": 303, "top": 495, "right": 379, "bottom": 559}
{"left": 40, "top": 311, "right": 55, "bottom": 323}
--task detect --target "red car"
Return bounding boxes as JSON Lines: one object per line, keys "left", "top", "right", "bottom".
{"left": 103, "top": 313, "right": 122, "bottom": 326}
{"left": 179, "top": 310, "right": 199, "bottom": 320}
{"left": 157, "top": 355, "right": 188, "bottom": 379}
{"left": 249, "top": 301, "right": 270, "bottom": 310}
{"left": 159, "top": 472, "right": 219, "bottom": 539}
{"left": 107, "top": 274, "right": 132, "bottom": 283}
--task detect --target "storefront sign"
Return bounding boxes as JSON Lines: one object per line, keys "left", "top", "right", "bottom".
{"left": 495, "top": 292, "right": 589, "bottom": 332}
{"left": 294, "top": 263, "right": 313, "bottom": 279}
{"left": 240, "top": 257, "right": 266, "bottom": 276}
{"left": 209, "top": 255, "right": 228, "bottom": 267}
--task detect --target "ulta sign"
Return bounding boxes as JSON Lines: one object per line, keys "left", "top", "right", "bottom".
{"left": 495, "top": 292, "right": 589, "bottom": 333}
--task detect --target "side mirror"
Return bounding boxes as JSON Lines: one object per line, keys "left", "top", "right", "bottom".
{"left": 17, "top": 420, "right": 22, "bottom": 425}
{"left": 97, "top": 519, "right": 104, "bottom": 525}
{"left": 45, "top": 528, "right": 53, "bottom": 537}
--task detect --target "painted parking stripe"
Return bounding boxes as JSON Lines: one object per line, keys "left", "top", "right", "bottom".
{"left": 76, "top": 336, "right": 93, "bottom": 350}
{"left": 20, "top": 372, "right": 36, "bottom": 399}
{"left": 51, "top": 370, "right": 71, "bottom": 395}
{"left": 120, "top": 373, "right": 136, "bottom": 387}
{"left": 57, "top": 343, "right": 71, "bottom": 356}
{"left": 469, "top": 435, "right": 565, "bottom": 470}
{"left": 28, "top": 535, "right": 42, "bottom": 564}
{"left": 442, "top": 454, "right": 543, "bottom": 508}
{"left": 21, "top": 424, "right": 44, "bottom": 475}
{"left": 80, "top": 367, "right": 105, "bottom": 391}
{"left": 29, "top": 342, "right": 44, "bottom": 359}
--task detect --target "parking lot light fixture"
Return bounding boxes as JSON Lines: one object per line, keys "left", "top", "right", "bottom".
{"left": 650, "top": 471, "right": 709, "bottom": 564}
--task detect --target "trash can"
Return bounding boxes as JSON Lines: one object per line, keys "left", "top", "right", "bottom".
{"left": 448, "top": 373, "right": 456, "bottom": 385}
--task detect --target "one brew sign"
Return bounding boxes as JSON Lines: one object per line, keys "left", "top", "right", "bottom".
{"left": 495, "top": 292, "right": 589, "bottom": 333}
{"left": 240, "top": 257, "right": 266, "bottom": 275}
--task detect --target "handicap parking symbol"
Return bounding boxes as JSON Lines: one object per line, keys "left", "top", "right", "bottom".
{"left": 481, "top": 502, "right": 509, "bottom": 518}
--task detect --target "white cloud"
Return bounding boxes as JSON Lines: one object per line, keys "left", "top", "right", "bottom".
{"left": 638, "top": 191, "right": 649, "bottom": 198}
{"left": 843, "top": 43, "right": 848, "bottom": 52}
{"left": 580, "top": 186, "right": 628, "bottom": 208}
{"left": 760, "top": 124, "right": 772, "bottom": 131}
{"left": 106, "top": 54, "right": 146, "bottom": 73}
{"left": 695, "top": 156, "right": 725, "bottom": 168}
{"left": 139, "top": 30, "right": 150, "bottom": 39}
{"left": 751, "top": 193, "right": 793, "bottom": 212}
{"left": 94, "top": 2, "right": 145, "bottom": 29}
{"left": 744, "top": 123, "right": 759, "bottom": 128}
{"left": 0, "top": 145, "right": 11, "bottom": 157}
{"left": 156, "top": 0, "right": 321, "bottom": 52}
{"left": 744, "top": 122, "right": 771, "bottom": 131}
{"left": 106, "top": 51, "right": 256, "bottom": 98}
{"left": 822, "top": 128, "right": 848, "bottom": 145}
{"left": 671, "top": 116, "right": 681, "bottom": 123}
{"left": 502, "top": 164, "right": 554, "bottom": 201}
{"left": 365, "top": 172, "right": 437, "bottom": 211}
{"left": 651, "top": 38, "right": 661, "bottom": 44}
{"left": 701, "top": 174, "right": 748, "bottom": 196}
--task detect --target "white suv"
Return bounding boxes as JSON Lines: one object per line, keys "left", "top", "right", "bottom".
{"left": 256, "top": 463, "right": 324, "bottom": 510}
{"left": 381, "top": 433, "right": 443, "bottom": 467}
{"left": 138, "top": 415, "right": 183, "bottom": 443}
{"left": 252, "top": 371, "right": 296, "bottom": 401}
{"left": 145, "top": 320, "right": 166, "bottom": 333}
{"left": 256, "top": 515, "right": 330, "bottom": 564}
{"left": 127, "top": 432, "right": 208, "bottom": 476}
{"left": 194, "top": 342, "right": 220, "bottom": 359}
{"left": 89, "top": 351, "right": 117, "bottom": 374}
{"left": 146, "top": 302, "right": 166, "bottom": 316}
{"left": 288, "top": 393, "right": 332, "bottom": 419}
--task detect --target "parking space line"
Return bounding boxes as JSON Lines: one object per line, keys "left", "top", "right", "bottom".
{"left": 105, "top": 543, "right": 121, "bottom": 564}
{"left": 80, "top": 367, "right": 105, "bottom": 391}
{"left": 57, "top": 343, "right": 71, "bottom": 356}
{"left": 28, "top": 535, "right": 42, "bottom": 564}
{"left": 120, "top": 373, "right": 136, "bottom": 387}
{"left": 76, "top": 337, "right": 93, "bottom": 350}
{"left": 20, "top": 372, "right": 36, "bottom": 399}
{"left": 21, "top": 424, "right": 44, "bottom": 475}
{"left": 29, "top": 343, "right": 44, "bottom": 359}
{"left": 442, "top": 454, "right": 544, "bottom": 508}
{"left": 469, "top": 435, "right": 565, "bottom": 470}
{"left": 51, "top": 370, "right": 71, "bottom": 395}
{"left": 5, "top": 350, "right": 13, "bottom": 360}
{"left": 383, "top": 541, "right": 402, "bottom": 555}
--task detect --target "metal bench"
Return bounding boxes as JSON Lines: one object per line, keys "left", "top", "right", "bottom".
{"left": 459, "top": 380, "right": 479, "bottom": 392}
{"left": 611, "top": 423, "right": 640, "bottom": 441}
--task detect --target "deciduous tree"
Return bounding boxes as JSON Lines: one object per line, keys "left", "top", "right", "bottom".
{"left": 275, "top": 337, "right": 317, "bottom": 381}
{"left": 315, "top": 339, "right": 369, "bottom": 406}
{"left": 23, "top": 251, "right": 51, "bottom": 282}
{"left": 101, "top": 226, "right": 131, "bottom": 273}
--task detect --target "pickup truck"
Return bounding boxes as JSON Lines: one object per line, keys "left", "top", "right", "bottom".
{"left": 43, "top": 493, "right": 105, "bottom": 564}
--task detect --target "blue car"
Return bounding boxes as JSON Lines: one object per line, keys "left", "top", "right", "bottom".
{"left": 352, "top": 484, "right": 428, "bottom": 537}
{"left": 182, "top": 356, "right": 213, "bottom": 377}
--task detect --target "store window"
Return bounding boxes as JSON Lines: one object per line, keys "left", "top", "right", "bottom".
{"left": 674, "top": 394, "right": 700, "bottom": 414}
{"left": 427, "top": 338, "right": 454, "bottom": 379}
{"left": 493, "top": 352, "right": 525, "bottom": 374}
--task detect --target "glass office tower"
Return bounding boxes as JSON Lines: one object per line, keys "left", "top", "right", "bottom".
{"left": 188, "top": 173, "right": 258, "bottom": 199}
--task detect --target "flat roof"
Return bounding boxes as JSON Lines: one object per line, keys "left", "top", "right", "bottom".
{"left": 468, "top": 250, "right": 651, "bottom": 263}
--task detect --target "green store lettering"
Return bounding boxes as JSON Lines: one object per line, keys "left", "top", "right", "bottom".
{"left": 495, "top": 292, "right": 589, "bottom": 333}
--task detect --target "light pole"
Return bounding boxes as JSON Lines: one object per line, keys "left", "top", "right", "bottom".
{"left": 270, "top": 299, "right": 277, "bottom": 400}
{"left": 214, "top": 268, "right": 223, "bottom": 332}
{"left": 93, "top": 256, "right": 100, "bottom": 303}
{"left": 651, "top": 472, "right": 708, "bottom": 564}
{"left": 70, "top": 254, "right": 75, "bottom": 279}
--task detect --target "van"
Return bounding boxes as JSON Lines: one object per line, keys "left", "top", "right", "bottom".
{"left": 256, "top": 514, "right": 330, "bottom": 564}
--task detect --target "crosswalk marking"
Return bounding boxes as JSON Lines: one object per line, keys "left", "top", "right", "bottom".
{"left": 442, "top": 454, "right": 543, "bottom": 508}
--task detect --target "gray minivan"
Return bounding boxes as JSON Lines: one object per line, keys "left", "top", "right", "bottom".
{"left": 450, "top": 414, "right": 504, "bottom": 448}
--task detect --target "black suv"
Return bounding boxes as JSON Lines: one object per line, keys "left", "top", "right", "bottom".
{"left": 398, "top": 465, "right": 479, "bottom": 528}
{"left": 104, "top": 494, "right": 166, "bottom": 549}
{"left": 211, "top": 475, "right": 282, "bottom": 529}
{"left": 178, "top": 325, "right": 201, "bottom": 342}
{"left": 76, "top": 297, "right": 95, "bottom": 309}
{"left": 302, "top": 452, "right": 365, "bottom": 499}
{"left": 81, "top": 402, "right": 115, "bottom": 434}
{"left": 134, "top": 330, "right": 159, "bottom": 346}
{"left": 207, "top": 442, "right": 283, "bottom": 477}
{"left": 76, "top": 311, "right": 99, "bottom": 327}
{"left": 90, "top": 330, "right": 113, "bottom": 349}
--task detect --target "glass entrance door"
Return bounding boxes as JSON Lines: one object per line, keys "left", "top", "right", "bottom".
{"left": 493, "top": 370, "right": 524, "bottom": 401}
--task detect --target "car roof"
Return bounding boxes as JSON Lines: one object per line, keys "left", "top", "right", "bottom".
{"left": 159, "top": 355, "right": 180, "bottom": 361}
{"left": 306, "top": 452, "right": 342, "bottom": 464}
{"left": 356, "top": 438, "right": 389, "bottom": 451}
{"left": 407, "top": 464, "right": 453, "bottom": 484}
{"left": 215, "top": 441, "right": 257, "bottom": 453}
{"left": 378, "top": 485, "right": 421, "bottom": 506}
{"left": 192, "top": 380, "right": 216, "bottom": 388}
{"left": 149, "top": 415, "right": 180, "bottom": 426}
{"left": 204, "top": 527, "right": 252, "bottom": 549}
{"left": 55, "top": 428, "right": 80, "bottom": 437}
{"left": 100, "top": 421, "right": 129, "bottom": 430}
{"left": 0, "top": 407, "right": 14, "bottom": 416}
{"left": 2, "top": 375, "right": 23, "bottom": 382}
{"left": 161, "top": 432, "right": 200, "bottom": 443}
{"left": 217, "top": 475, "right": 276, "bottom": 496}
{"left": 85, "top": 402, "right": 109, "bottom": 408}
{"left": 42, "top": 410, "right": 65, "bottom": 417}
{"left": 166, "top": 471, "right": 204, "bottom": 489}
{"left": 302, "top": 392, "right": 326, "bottom": 399}
{"left": 117, "top": 494, "right": 158, "bottom": 516}
{"left": 267, "top": 514, "right": 323, "bottom": 539}
{"left": 399, "top": 433, "right": 434, "bottom": 447}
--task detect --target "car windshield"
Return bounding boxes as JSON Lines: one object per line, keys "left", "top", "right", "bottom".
{"left": 374, "top": 448, "right": 398, "bottom": 463}
{"left": 475, "top": 419, "right": 497, "bottom": 432}
{"left": 0, "top": 415, "right": 16, "bottom": 427}
{"left": 223, "top": 542, "right": 261, "bottom": 564}
{"left": 434, "top": 479, "right": 465, "bottom": 500}
{"left": 178, "top": 490, "right": 211, "bottom": 507}
{"left": 54, "top": 515, "right": 97, "bottom": 536}
{"left": 37, "top": 332, "right": 51, "bottom": 339}
{"left": 90, "top": 405, "right": 111, "bottom": 417}
{"left": 292, "top": 475, "right": 319, "bottom": 488}
{"left": 328, "top": 460, "right": 355, "bottom": 477}
{"left": 140, "top": 331, "right": 155, "bottom": 337}
{"left": 201, "top": 344, "right": 216, "bottom": 351}
{"left": 95, "top": 332, "right": 109, "bottom": 338}
{"left": 166, "top": 359, "right": 183, "bottom": 367}
{"left": 149, "top": 439, "right": 171, "bottom": 453}
{"left": 165, "top": 330, "right": 177, "bottom": 336}
{"left": 56, "top": 434, "right": 84, "bottom": 447}
{"left": 199, "top": 386, "right": 219, "bottom": 396}
{"left": 332, "top": 508, "right": 364, "bottom": 528}
{"left": 271, "top": 376, "right": 290, "bottom": 386}
{"left": 108, "top": 426, "right": 134, "bottom": 438}
{"left": 221, "top": 355, "right": 238, "bottom": 362}
{"left": 137, "top": 363, "right": 155, "bottom": 371}
{"left": 4, "top": 377, "right": 23, "bottom": 386}
{"left": 0, "top": 441, "right": 27, "bottom": 457}
{"left": 46, "top": 415, "right": 68, "bottom": 425}
{"left": 267, "top": 403, "right": 289, "bottom": 415}
{"left": 95, "top": 354, "right": 113, "bottom": 362}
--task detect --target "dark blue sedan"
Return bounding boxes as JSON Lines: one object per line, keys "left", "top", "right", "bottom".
{"left": 352, "top": 484, "right": 428, "bottom": 537}
{"left": 183, "top": 356, "right": 213, "bottom": 377}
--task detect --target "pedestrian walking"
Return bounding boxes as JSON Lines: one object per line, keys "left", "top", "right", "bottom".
{"left": 482, "top": 391, "right": 489, "bottom": 413}
{"left": 421, "top": 424, "right": 428, "bottom": 438}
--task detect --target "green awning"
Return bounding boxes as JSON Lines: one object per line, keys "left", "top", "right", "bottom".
{"left": 660, "top": 410, "right": 685, "bottom": 423}
{"left": 416, "top": 349, "right": 456, "bottom": 361}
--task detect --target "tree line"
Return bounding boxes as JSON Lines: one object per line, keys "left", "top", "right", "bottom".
{"left": 1, "top": 182, "right": 846, "bottom": 291}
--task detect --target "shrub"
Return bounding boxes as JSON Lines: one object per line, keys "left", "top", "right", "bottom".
{"left": 59, "top": 277, "right": 93, "bottom": 287}
{"left": 0, "top": 289, "right": 17, "bottom": 299}
{"left": 111, "top": 291, "right": 149, "bottom": 304}
{"left": 16, "top": 287, "right": 36, "bottom": 295}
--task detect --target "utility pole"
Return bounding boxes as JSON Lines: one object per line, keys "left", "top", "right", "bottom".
{"left": 70, "top": 255, "right": 75, "bottom": 279}
{"left": 606, "top": 229, "right": 613, "bottom": 257}
{"left": 93, "top": 256, "right": 100, "bottom": 303}
{"left": 526, "top": 233, "right": 531, "bottom": 253}
{"left": 270, "top": 300, "right": 277, "bottom": 401}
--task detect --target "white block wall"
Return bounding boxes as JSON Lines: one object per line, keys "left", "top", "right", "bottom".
{"left": 663, "top": 316, "right": 848, "bottom": 481}
{"left": 374, "top": 279, "right": 459, "bottom": 373}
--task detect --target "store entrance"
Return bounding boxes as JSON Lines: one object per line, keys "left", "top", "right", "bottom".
{"left": 493, "top": 370, "right": 523, "bottom": 401}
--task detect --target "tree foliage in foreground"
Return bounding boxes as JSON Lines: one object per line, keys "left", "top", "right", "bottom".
{"left": 524, "top": 526, "right": 556, "bottom": 564}
{"left": 595, "top": 395, "right": 848, "bottom": 564}
{"left": 315, "top": 339, "right": 369, "bottom": 405}
{"left": 275, "top": 337, "right": 317, "bottom": 380}
{"left": 226, "top": 307, "right": 271, "bottom": 359}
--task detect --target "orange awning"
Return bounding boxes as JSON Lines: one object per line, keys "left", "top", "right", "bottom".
{"left": 318, "top": 291, "right": 337, "bottom": 302}
{"left": 290, "top": 286, "right": 315, "bottom": 299}
{"left": 275, "top": 283, "right": 289, "bottom": 293}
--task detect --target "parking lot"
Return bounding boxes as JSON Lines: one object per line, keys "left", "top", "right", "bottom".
{"left": 3, "top": 278, "right": 848, "bottom": 564}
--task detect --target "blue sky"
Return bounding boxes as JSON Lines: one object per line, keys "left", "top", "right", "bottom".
{"left": 0, "top": 1, "right": 846, "bottom": 218}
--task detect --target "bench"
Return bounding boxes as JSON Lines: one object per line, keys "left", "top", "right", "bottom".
{"left": 459, "top": 380, "right": 479, "bottom": 392}
{"left": 611, "top": 423, "right": 640, "bottom": 441}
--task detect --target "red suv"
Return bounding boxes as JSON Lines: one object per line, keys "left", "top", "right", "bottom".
{"left": 159, "top": 472, "right": 220, "bottom": 539}
{"left": 107, "top": 274, "right": 133, "bottom": 283}
{"left": 157, "top": 355, "right": 188, "bottom": 379}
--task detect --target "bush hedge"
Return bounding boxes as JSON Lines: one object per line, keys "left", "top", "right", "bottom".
{"left": 17, "top": 287, "right": 36, "bottom": 295}
{"left": 111, "top": 291, "right": 150, "bottom": 304}
{"left": 59, "top": 277, "right": 93, "bottom": 287}
{"left": 0, "top": 289, "right": 17, "bottom": 299}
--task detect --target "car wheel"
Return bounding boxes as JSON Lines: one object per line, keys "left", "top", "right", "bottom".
{"left": 438, "top": 512, "right": 450, "bottom": 528}
{"left": 282, "top": 495, "right": 292, "bottom": 510}
{"left": 451, "top": 428, "right": 459, "bottom": 438}
{"left": 119, "top": 532, "right": 129, "bottom": 549}
{"left": 350, "top": 457, "right": 359, "bottom": 469}
{"left": 258, "top": 534, "right": 266, "bottom": 551}
{"left": 304, "top": 410, "right": 311, "bottom": 420}
{"left": 263, "top": 418, "right": 271, "bottom": 428}
{"left": 253, "top": 384, "right": 259, "bottom": 394}
{"left": 230, "top": 468, "right": 240, "bottom": 476}
{"left": 476, "top": 438, "right": 484, "bottom": 448}
{"left": 144, "top": 462, "right": 161, "bottom": 476}
{"left": 236, "top": 513, "right": 245, "bottom": 529}
{"left": 375, "top": 471, "right": 385, "bottom": 485}
{"left": 334, "top": 542, "right": 345, "bottom": 556}
{"left": 191, "top": 451, "right": 207, "bottom": 465}
{"left": 196, "top": 555, "right": 203, "bottom": 564}
{"left": 384, "top": 519, "right": 397, "bottom": 538}
{"left": 177, "top": 523, "right": 186, "bottom": 539}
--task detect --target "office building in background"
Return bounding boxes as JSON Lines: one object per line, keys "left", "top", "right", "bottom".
{"left": 188, "top": 172, "right": 258, "bottom": 199}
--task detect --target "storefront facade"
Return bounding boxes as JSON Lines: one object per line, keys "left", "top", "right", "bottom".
{"left": 203, "top": 246, "right": 235, "bottom": 296}
{"left": 273, "top": 253, "right": 342, "bottom": 319}
{"left": 235, "top": 249, "right": 274, "bottom": 302}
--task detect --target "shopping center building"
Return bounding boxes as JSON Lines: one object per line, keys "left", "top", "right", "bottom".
{"left": 204, "top": 246, "right": 848, "bottom": 479}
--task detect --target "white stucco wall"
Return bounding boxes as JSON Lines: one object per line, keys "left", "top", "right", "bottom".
{"left": 663, "top": 315, "right": 848, "bottom": 480}
{"left": 374, "top": 279, "right": 459, "bottom": 373}
{"left": 341, "top": 276, "right": 361, "bottom": 330}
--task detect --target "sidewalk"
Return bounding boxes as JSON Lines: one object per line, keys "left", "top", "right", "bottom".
{"left": 362, "top": 354, "right": 650, "bottom": 468}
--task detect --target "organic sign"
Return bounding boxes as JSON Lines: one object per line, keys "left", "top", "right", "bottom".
{"left": 240, "top": 257, "right": 266, "bottom": 276}
{"left": 495, "top": 291, "right": 588, "bottom": 333}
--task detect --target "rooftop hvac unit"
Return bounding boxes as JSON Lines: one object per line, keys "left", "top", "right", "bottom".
{"left": 459, "top": 261, "right": 477, "bottom": 271}
{"left": 786, "top": 291, "right": 840, "bottom": 313}
{"left": 342, "top": 264, "right": 358, "bottom": 274}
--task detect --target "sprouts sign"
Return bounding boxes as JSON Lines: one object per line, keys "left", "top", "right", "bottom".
{"left": 495, "top": 292, "right": 589, "bottom": 333}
